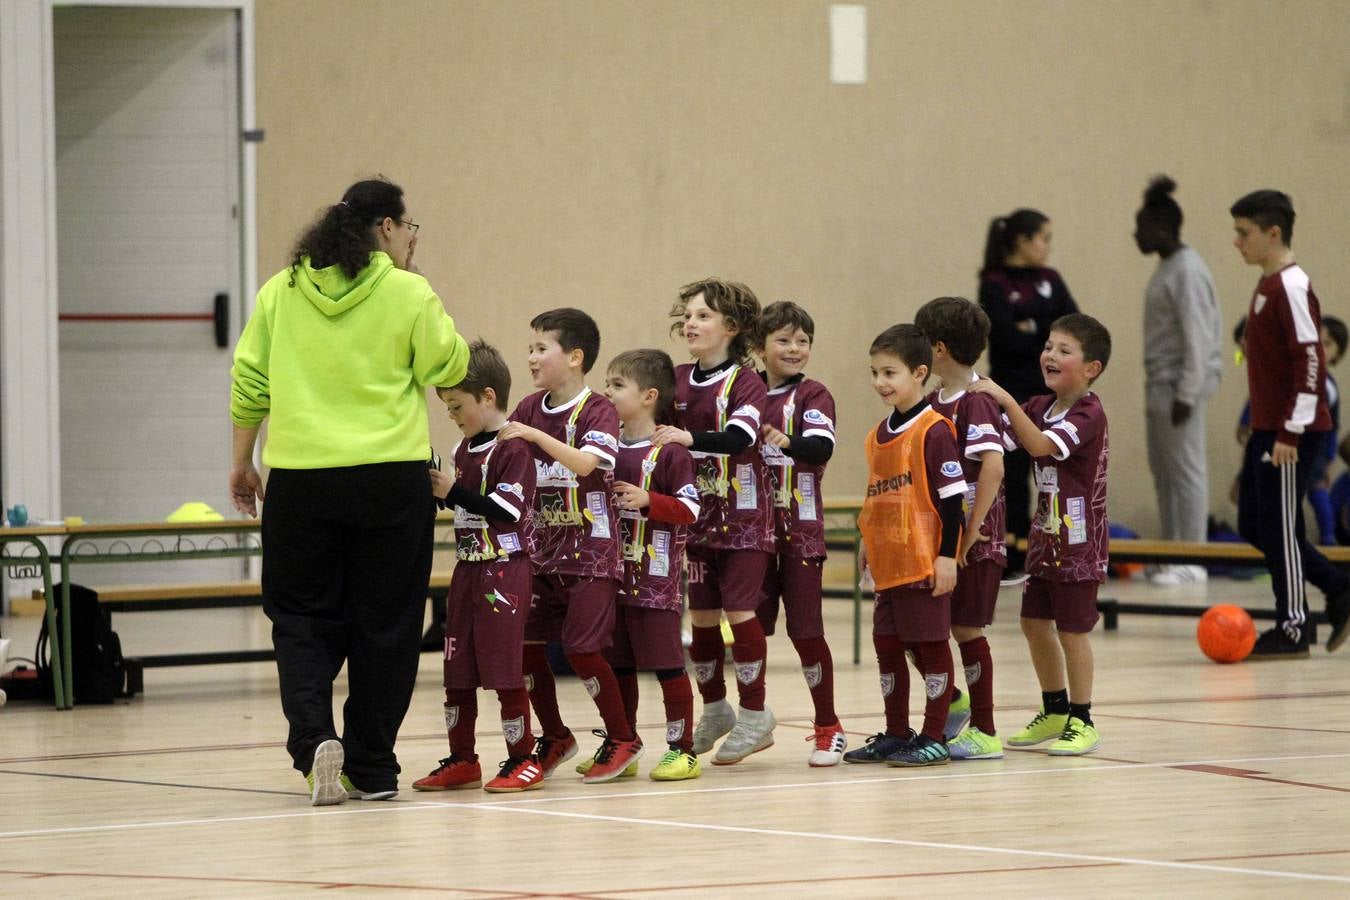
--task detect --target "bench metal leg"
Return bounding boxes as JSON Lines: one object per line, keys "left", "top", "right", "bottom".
{"left": 1099, "top": 598, "right": 1119, "bottom": 631}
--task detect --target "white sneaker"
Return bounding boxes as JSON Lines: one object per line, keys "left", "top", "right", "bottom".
{"left": 806, "top": 721, "right": 848, "bottom": 767}
{"left": 713, "top": 706, "right": 775, "bottom": 765}
{"left": 691, "top": 698, "right": 736, "bottom": 754}
{"left": 1149, "top": 564, "right": 1207, "bottom": 586}
{"left": 306, "top": 739, "right": 347, "bottom": 806}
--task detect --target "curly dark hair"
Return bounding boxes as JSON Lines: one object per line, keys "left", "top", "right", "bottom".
{"left": 290, "top": 178, "right": 405, "bottom": 282}
{"left": 669, "top": 278, "right": 762, "bottom": 365}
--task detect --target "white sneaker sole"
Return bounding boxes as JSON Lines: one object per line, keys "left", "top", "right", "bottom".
{"left": 712, "top": 737, "right": 774, "bottom": 766}
{"left": 808, "top": 751, "right": 844, "bottom": 767}
{"left": 950, "top": 749, "right": 1005, "bottom": 760}
{"left": 1046, "top": 741, "right": 1100, "bottom": 757}
{"left": 309, "top": 740, "right": 346, "bottom": 806}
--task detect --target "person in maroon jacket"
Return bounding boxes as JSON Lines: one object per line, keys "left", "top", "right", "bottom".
{"left": 979, "top": 209, "right": 1079, "bottom": 579}
{"left": 1231, "top": 190, "right": 1350, "bottom": 657}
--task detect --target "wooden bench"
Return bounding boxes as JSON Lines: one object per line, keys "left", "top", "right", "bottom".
{"left": 27, "top": 572, "right": 456, "bottom": 695}
{"left": 1086, "top": 539, "right": 1348, "bottom": 635}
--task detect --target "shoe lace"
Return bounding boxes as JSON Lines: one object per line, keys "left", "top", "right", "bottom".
{"left": 495, "top": 756, "right": 528, "bottom": 777}
{"left": 807, "top": 724, "right": 843, "bottom": 750}
{"left": 1026, "top": 711, "right": 1053, "bottom": 728}
{"left": 1059, "top": 721, "right": 1082, "bottom": 741}
{"left": 658, "top": 749, "right": 682, "bottom": 766}
{"left": 533, "top": 732, "right": 569, "bottom": 760}
{"left": 590, "top": 729, "right": 617, "bottom": 765}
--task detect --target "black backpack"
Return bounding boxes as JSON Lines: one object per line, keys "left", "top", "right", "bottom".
{"left": 36, "top": 583, "right": 127, "bottom": 704}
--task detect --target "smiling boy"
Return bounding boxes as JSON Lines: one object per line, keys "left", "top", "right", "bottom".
{"left": 971, "top": 313, "right": 1111, "bottom": 756}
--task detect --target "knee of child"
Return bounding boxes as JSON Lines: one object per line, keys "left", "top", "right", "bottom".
{"left": 1020, "top": 616, "right": 1053, "bottom": 637}
{"left": 725, "top": 609, "right": 757, "bottom": 625}
{"left": 952, "top": 624, "right": 983, "bottom": 643}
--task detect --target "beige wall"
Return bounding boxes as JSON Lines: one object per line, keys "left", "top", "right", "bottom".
{"left": 255, "top": 0, "right": 1350, "bottom": 536}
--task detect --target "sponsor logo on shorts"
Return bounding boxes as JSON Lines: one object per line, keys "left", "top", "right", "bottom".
{"left": 964, "top": 662, "right": 982, "bottom": 685}
{"left": 925, "top": 672, "right": 949, "bottom": 700}
{"left": 666, "top": 719, "right": 686, "bottom": 743}
{"left": 734, "top": 660, "right": 763, "bottom": 685}
{"left": 693, "top": 660, "right": 718, "bottom": 684}
{"left": 582, "top": 676, "right": 601, "bottom": 698}
{"left": 802, "top": 662, "right": 822, "bottom": 689}
{"left": 445, "top": 706, "right": 459, "bottom": 730}
{"left": 880, "top": 673, "right": 895, "bottom": 697}
{"left": 502, "top": 715, "right": 525, "bottom": 747}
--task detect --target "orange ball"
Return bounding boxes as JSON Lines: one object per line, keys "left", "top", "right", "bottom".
{"left": 1197, "top": 604, "right": 1257, "bottom": 663}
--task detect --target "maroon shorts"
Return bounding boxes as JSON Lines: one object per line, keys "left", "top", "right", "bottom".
{"left": 873, "top": 585, "right": 952, "bottom": 643}
{"left": 951, "top": 558, "right": 1001, "bottom": 628}
{"left": 687, "top": 546, "right": 772, "bottom": 613}
{"left": 1021, "top": 576, "right": 1100, "bottom": 633}
{"left": 525, "top": 573, "right": 618, "bottom": 654}
{"left": 756, "top": 555, "right": 825, "bottom": 639}
{"left": 606, "top": 605, "right": 685, "bottom": 671}
{"left": 444, "top": 557, "right": 532, "bottom": 690}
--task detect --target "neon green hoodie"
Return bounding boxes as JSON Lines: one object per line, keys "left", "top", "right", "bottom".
{"left": 230, "top": 252, "right": 469, "bottom": 469}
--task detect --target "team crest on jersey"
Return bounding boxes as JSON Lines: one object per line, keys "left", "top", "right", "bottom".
{"left": 941, "top": 461, "right": 963, "bottom": 478}
{"left": 964, "top": 662, "right": 982, "bottom": 685}
{"left": 803, "top": 409, "right": 831, "bottom": 427}
{"left": 497, "top": 482, "right": 525, "bottom": 500}
{"left": 642, "top": 457, "right": 658, "bottom": 475}
{"left": 802, "top": 662, "right": 822, "bottom": 689}
{"left": 966, "top": 424, "right": 983, "bottom": 441}
{"left": 445, "top": 706, "right": 459, "bottom": 730}
{"left": 582, "top": 676, "right": 601, "bottom": 698}
{"left": 1254, "top": 293, "right": 1267, "bottom": 314}
{"left": 880, "top": 673, "right": 895, "bottom": 697}
{"left": 693, "top": 660, "right": 718, "bottom": 684}
{"left": 925, "top": 672, "right": 949, "bottom": 700}
{"left": 502, "top": 715, "right": 525, "bottom": 747}
{"left": 677, "top": 483, "right": 699, "bottom": 500}
{"left": 735, "top": 660, "right": 763, "bottom": 685}
{"left": 666, "top": 719, "right": 686, "bottom": 743}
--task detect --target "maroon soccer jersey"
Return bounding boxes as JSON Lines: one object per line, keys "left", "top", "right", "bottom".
{"left": 928, "top": 373, "right": 1007, "bottom": 565}
{"left": 614, "top": 437, "right": 700, "bottom": 611}
{"left": 508, "top": 387, "right": 622, "bottom": 579}
{"left": 1011, "top": 393, "right": 1110, "bottom": 583}
{"left": 449, "top": 431, "right": 536, "bottom": 562}
{"left": 762, "top": 375, "right": 835, "bottom": 559}
{"left": 1244, "top": 264, "right": 1331, "bottom": 444}
{"left": 673, "top": 362, "right": 775, "bottom": 552}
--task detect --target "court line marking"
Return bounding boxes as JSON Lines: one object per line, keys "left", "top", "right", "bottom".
{"left": 465, "top": 804, "right": 1350, "bottom": 886}
{"left": 2, "top": 750, "right": 1347, "bottom": 841}
{"left": 0, "top": 868, "right": 538, "bottom": 897}
{"left": 0, "top": 768, "right": 298, "bottom": 797}
{"left": 4, "top": 689, "right": 1348, "bottom": 765}
{"left": 1094, "top": 710, "right": 1350, "bottom": 735}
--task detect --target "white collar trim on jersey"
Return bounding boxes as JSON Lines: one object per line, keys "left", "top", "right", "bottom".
{"left": 936, "top": 371, "right": 980, "bottom": 404}
{"left": 619, "top": 436, "right": 654, "bottom": 448}
{"left": 1042, "top": 391, "right": 1093, "bottom": 423}
{"left": 886, "top": 403, "right": 933, "bottom": 435}
{"left": 687, "top": 363, "right": 739, "bottom": 388}
{"left": 540, "top": 386, "right": 592, "bottom": 415}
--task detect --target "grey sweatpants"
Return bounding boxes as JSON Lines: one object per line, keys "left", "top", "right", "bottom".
{"left": 1145, "top": 382, "right": 1211, "bottom": 542}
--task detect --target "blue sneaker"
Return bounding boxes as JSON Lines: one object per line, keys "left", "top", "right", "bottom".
{"left": 842, "top": 730, "right": 914, "bottom": 763}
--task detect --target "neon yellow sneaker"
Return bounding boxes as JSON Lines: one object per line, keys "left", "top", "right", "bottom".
{"left": 947, "top": 726, "right": 1003, "bottom": 760}
{"left": 649, "top": 748, "right": 702, "bottom": 781}
{"left": 1046, "top": 717, "right": 1100, "bottom": 756}
{"left": 1007, "top": 709, "right": 1068, "bottom": 747}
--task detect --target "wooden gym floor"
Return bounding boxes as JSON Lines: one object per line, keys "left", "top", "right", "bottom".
{"left": 1, "top": 574, "right": 1348, "bottom": 898}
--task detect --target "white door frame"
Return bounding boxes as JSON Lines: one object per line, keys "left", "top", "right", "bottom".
{"left": 0, "top": 0, "right": 256, "bottom": 531}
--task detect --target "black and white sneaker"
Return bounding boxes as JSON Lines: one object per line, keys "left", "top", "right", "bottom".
{"left": 1247, "top": 627, "right": 1310, "bottom": 660}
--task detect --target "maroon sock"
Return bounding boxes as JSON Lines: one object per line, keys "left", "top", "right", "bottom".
{"left": 496, "top": 687, "right": 535, "bottom": 758}
{"left": 614, "top": 667, "right": 640, "bottom": 733}
{"left": 566, "top": 651, "right": 635, "bottom": 741}
{"left": 688, "top": 624, "right": 727, "bottom": 703}
{"left": 656, "top": 669, "right": 695, "bottom": 753}
{"left": 912, "top": 640, "right": 955, "bottom": 741}
{"left": 791, "top": 635, "right": 837, "bottom": 726}
{"left": 729, "top": 618, "right": 768, "bottom": 711}
{"left": 958, "top": 636, "right": 996, "bottom": 735}
{"left": 444, "top": 687, "right": 478, "bottom": 759}
{"left": 522, "top": 643, "right": 568, "bottom": 738}
{"left": 873, "top": 633, "right": 910, "bottom": 736}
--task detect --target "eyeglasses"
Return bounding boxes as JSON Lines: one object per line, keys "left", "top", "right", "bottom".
{"left": 401, "top": 220, "right": 420, "bottom": 235}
